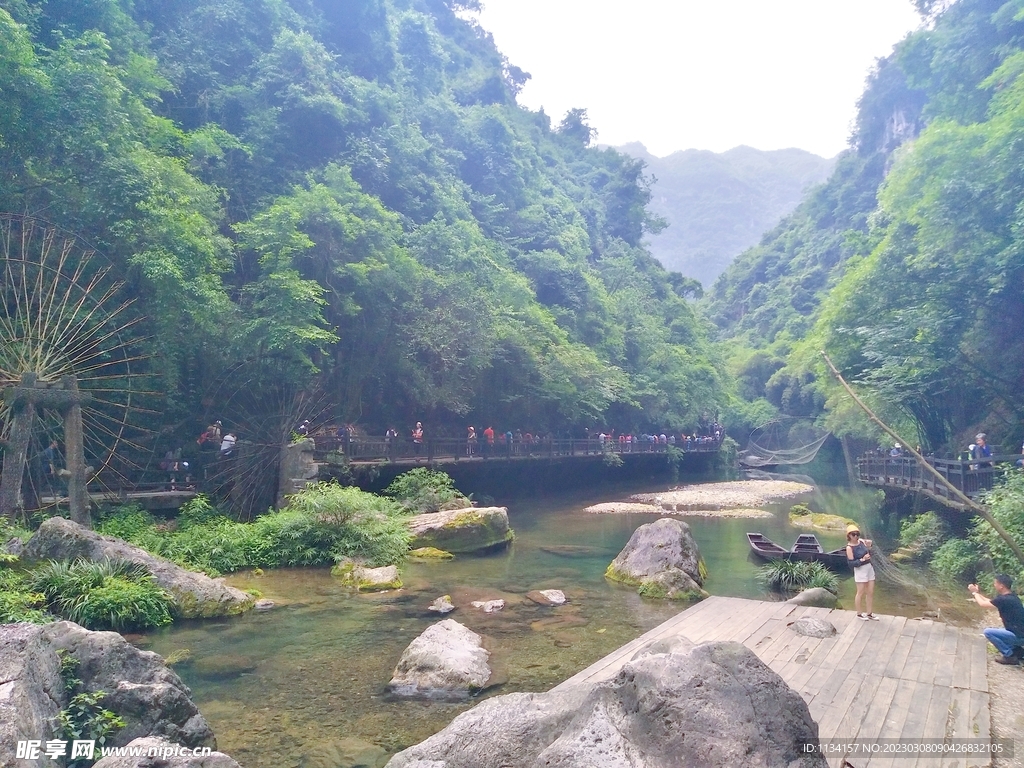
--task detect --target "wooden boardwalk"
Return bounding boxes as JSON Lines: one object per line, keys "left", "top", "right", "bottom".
{"left": 555, "top": 596, "right": 993, "bottom": 768}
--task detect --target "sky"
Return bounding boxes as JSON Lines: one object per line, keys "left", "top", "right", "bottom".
{"left": 473, "top": 1, "right": 923, "bottom": 158}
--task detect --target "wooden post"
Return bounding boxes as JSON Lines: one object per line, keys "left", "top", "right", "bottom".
{"left": 61, "top": 376, "right": 91, "bottom": 528}
{"left": 0, "top": 374, "right": 37, "bottom": 521}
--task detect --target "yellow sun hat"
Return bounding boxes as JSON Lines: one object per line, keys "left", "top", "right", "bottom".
{"left": 846, "top": 523, "right": 861, "bottom": 535}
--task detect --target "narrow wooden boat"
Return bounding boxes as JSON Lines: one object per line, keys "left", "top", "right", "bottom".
{"left": 747, "top": 532, "right": 787, "bottom": 561}
{"left": 790, "top": 533, "right": 824, "bottom": 561}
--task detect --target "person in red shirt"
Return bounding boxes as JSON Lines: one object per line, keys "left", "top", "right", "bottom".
{"left": 483, "top": 426, "right": 494, "bottom": 458}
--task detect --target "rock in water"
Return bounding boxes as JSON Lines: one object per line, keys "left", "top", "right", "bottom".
{"left": 332, "top": 561, "right": 403, "bottom": 591}
{"left": 470, "top": 599, "right": 505, "bottom": 613}
{"left": 428, "top": 595, "right": 456, "bottom": 614}
{"left": 385, "top": 641, "right": 825, "bottom": 767}
{"left": 526, "top": 590, "right": 567, "bottom": 606}
{"left": 408, "top": 507, "right": 514, "bottom": 554}
{"left": 23, "top": 517, "right": 253, "bottom": 618}
{"left": 92, "top": 737, "right": 241, "bottom": 768}
{"left": 791, "top": 617, "right": 837, "bottom": 638}
{"left": 604, "top": 518, "right": 707, "bottom": 600}
{"left": 300, "top": 737, "right": 388, "bottom": 768}
{"left": 388, "top": 619, "right": 493, "bottom": 699}
{"left": 786, "top": 587, "right": 839, "bottom": 608}
{"left": 0, "top": 622, "right": 216, "bottom": 768}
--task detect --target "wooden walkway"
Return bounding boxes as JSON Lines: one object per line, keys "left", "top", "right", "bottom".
{"left": 555, "top": 596, "right": 993, "bottom": 768}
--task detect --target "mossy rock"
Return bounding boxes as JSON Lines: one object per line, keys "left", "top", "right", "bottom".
{"left": 788, "top": 509, "right": 852, "bottom": 531}
{"left": 408, "top": 547, "right": 455, "bottom": 561}
{"left": 171, "top": 588, "right": 255, "bottom": 619}
{"left": 331, "top": 561, "right": 403, "bottom": 591}
{"left": 408, "top": 507, "right": 514, "bottom": 554}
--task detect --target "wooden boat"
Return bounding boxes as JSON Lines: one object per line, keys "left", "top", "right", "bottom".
{"left": 747, "top": 532, "right": 787, "bottom": 561}
{"left": 748, "top": 532, "right": 850, "bottom": 570}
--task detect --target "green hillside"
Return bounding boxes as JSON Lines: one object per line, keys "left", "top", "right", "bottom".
{"left": 618, "top": 143, "right": 834, "bottom": 288}
{"left": 0, "top": 0, "right": 725, "bottom": 444}
{"left": 708, "top": 0, "right": 1024, "bottom": 454}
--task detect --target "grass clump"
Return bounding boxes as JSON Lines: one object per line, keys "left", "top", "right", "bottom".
{"left": 94, "top": 485, "right": 411, "bottom": 576}
{"left": 0, "top": 560, "right": 49, "bottom": 623}
{"left": 384, "top": 468, "right": 470, "bottom": 513}
{"left": 30, "top": 559, "right": 173, "bottom": 631}
{"left": 758, "top": 560, "right": 839, "bottom": 594}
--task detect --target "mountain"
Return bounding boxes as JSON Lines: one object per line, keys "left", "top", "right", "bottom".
{"left": 616, "top": 143, "right": 835, "bottom": 288}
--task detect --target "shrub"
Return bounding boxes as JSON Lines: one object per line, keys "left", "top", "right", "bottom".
{"left": 898, "top": 512, "right": 949, "bottom": 560}
{"left": 930, "top": 539, "right": 982, "bottom": 584}
{"left": 974, "top": 472, "right": 1024, "bottom": 582}
{"left": 758, "top": 560, "right": 839, "bottom": 594}
{"left": 30, "top": 559, "right": 173, "bottom": 631}
{"left": 383, "top": 469, "right": 469, "bottom": 513}
{"left": 0, "top": 565, "right": 49, "bottom": 623}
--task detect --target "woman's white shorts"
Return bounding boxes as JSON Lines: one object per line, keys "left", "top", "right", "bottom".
{"left": 854, "top": 563, "right": 875, "bottom": 583}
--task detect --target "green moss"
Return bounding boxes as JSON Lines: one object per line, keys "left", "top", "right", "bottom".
{"left": 171, "top": 589, "right": 254, "bottom": 619}
{"left": 410, "top": 509, "right": 514, "bottom": 554}
{"left": 330, "top": 561, "right": 402, "bottom": 591}
{"left": 604, "top": 563, "right": 642, "bottom": 586}
{"left": 788, "top": 510, "right": 852, "bottom": 531}
{"left": 407, "top": 547, "right": 454, "bottom": 560}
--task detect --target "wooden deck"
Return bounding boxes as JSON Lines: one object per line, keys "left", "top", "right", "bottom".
{"left": 555, "top": 596, "right": 993, "bottom": 768}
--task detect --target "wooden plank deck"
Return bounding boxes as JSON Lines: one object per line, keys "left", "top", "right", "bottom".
{"left": 553, "top": 596, "right": 992, "bottom": 768}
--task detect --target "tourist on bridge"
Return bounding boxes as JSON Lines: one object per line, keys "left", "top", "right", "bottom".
{"left": 969, "top": 575, "right": 1024, "bottom": 665}
{"left": 467, "top": 426, "right": 477, "bottom": 457}
{"left": 412, "top": 422, "right": 424, "bottom": 460}
{"left": 220, "top": 432, "right": 236, "bottom": 457}
{"left": 846, "top": 524, "right": 878, "bottom": 621}
{"left": 198, "top": 420, "right": 222, "bottom": 449}
{"left": 483, "top": 426, "right": 494, "bottom": 458}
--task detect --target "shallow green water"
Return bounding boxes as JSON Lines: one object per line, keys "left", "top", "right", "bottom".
{"left": 139, "top": 480, "right": 927, "bottom": 768}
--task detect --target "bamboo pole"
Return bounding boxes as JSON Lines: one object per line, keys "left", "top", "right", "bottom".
{"left": 821, "top": 351, "right": 1024, "bottom": 569}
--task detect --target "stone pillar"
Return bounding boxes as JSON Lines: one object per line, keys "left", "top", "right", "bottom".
{"left": 61, "top": 376, "right": 91, "bottom": 528}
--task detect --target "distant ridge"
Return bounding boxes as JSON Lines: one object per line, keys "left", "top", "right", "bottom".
{"left": 616, "top": 143, "right": 835, "bottom": 288}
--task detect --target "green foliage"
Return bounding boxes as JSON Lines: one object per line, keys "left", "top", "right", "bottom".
{"left": 973, "top": 472, "right": 1024, "bottom": 582}
{"left": 898, "top": 512, "right": 949, "bottom": 559}
{"left": 757, "top": 560, "right": 839, "bottom": 594}
{"left": 29, "top": 559, "right": 173, "bottom": 631}
{"left": 55, "top": 691, "right": 125, "bottom": 757}
{"left": 384, "top": 469, "right": 469, "bottom": 514}
{"left": 929, "top": 539, "right": 982, "bottom": 585}
{"left": 0, "top": 563, "right": 48, "bottom": 623}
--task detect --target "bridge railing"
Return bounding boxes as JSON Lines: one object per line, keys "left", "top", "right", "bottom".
{"left": 857, "top": 452, "right": 1024, "bottom": 500}
{"left": 312, "top": 435, "right": 723, "bottom": 463}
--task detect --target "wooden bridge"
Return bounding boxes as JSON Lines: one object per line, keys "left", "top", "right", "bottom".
{"left": 558, "top": 596, "right": 995, "bottom": 768}
{"left": 857, "top": 453, "right": 1023, "bottom": 509}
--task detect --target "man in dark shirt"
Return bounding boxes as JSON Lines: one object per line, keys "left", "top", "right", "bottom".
{"left": 969, "top": 574, "right": 1024, "bottom": 664}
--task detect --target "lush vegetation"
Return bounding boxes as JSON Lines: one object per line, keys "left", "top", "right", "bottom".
{"left": 95, "top": 486, "right": 411, "bottom": 575}
{"left": 619, "top": 143, "right": 834, "bottom": 289}
{"left": 757, "top": 560, "right": 839, "bottom": 594}
{"left": 384, "top": 467, "right": 470, "bottom": 513}
{"left": 708, "top": 0, "right": 1024, "bottom": 457}
{"left": 0, "top": 0, "right": 726, "bottom": 456}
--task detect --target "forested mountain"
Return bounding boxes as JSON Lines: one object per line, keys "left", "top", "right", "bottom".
{"left": 616, "top": 143, "right": 834, "bottom": 289}
{"left": 0, "top": 0, "right": 725, "bottom": 442}
{"left": 708, "top": 0, "right": 1024, "bottom": 454}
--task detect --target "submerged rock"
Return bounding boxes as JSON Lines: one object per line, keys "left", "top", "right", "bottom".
{"left": 92, "top": 737, "right": 241, "bottom": 768}
{"left": 786, "top": 587, "right": 839, "bottom": 609}
{"left": 300, "top": 737, "right": 388, "bottom": 768}
{"left": 408, "top": 507, "right": 514, "bottom": 554}
{"left": 791, "top": 617, "right": 837, "bottom": 638}
{"left": 23, "top": 517, "right": 253, "bottom": 619}
{"left": 408, "top": 547, "right": 455, "bottom": 560}
{"left": 253, "top": 598, "right": 276, "bottom": 611}
{"left": 0, "top": 622, "right": 216, "bottom": 768}
{"left": 428, "top": 595, "right": 456, "bottom": 614}
{"left": 604, "top": 518, "right": 708, "bottom": 600}
{"left": 388, "top": 619, "right": 494, "bottom": 699}
{"left": 332, "top": 561, "right": 403, "bottom": 591}
{"left": 526, "top": 589, "right": 567, "bottom": 606}
{"left": 385, "top": 640, "right": 825, "bottom": 768}
{"left": 470, "top": 599, "right": 505, "bottom": 613}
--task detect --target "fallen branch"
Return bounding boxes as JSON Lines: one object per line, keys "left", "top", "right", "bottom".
{"left": 821, "top": 351, "right": 1024, "bottom": 569}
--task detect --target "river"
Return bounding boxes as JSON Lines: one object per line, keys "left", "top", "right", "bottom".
{"left": 139, "top": 478, "right": 933, "bottom": 768}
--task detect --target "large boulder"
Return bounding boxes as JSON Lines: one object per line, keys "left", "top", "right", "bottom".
{"left": 604, "top": 518, "right": 707, "bottom": 600}
{"left": 786, "top": 587, "right": 839, "bottom": 608}
{"left": 388, "top": 619, "right": 494, "bottom": 700}
{"left": 385, "top": 641, "right": 825, "bottom": 768}
{"left": 23, "top": 517, "right": 253, "bottom": 618}
{"left": 92, "top": 737, "right": 242, "bottom": 768}
{"left": 408, "top": 507, "right": 513, "bottom": 554}
{"left": 0, "top": 622, "right": 216, "bottom": 768}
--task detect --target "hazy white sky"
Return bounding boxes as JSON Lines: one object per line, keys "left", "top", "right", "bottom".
{"left": 474, "top": 1, "right": 922, "bottom": 158}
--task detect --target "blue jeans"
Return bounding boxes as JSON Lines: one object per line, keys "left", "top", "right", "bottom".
{"left": 983, "top": 627, "right": 1023, "bottom": 657}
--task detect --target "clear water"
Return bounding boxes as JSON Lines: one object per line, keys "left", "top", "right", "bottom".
{"left": 138, "top": 480, "right": 934, "bottom": 768}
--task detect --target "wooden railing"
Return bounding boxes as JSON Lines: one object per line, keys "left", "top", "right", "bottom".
{"left": 312, "top": 435, "right": 723, "bottom": 464}
{"left": 857, "top": 452, "right": 1024, "bottom": 502}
